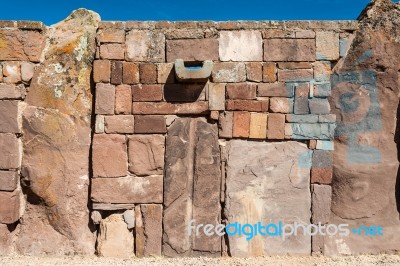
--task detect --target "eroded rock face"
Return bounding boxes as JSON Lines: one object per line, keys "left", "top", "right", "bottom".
{"left": 225, "top": 140, "right": 312, "bottom": 257}
{"left": 326, "top": 0, "right": 400, "bottom": 255}
{"left": 163, "top": 118, "right": 221, "bottom": 257}
{"left": 16, "top": 9, "right": 100, "bottom": 255}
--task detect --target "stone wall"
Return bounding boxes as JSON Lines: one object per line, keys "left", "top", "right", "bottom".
{"left": 0, "top": 0, "right": 399, "bottom": 258}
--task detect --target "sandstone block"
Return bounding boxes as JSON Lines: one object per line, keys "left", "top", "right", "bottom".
{"left": 219, "top": 111, "right": 233, "bottom": 138}
{"left": 269, "top": 97, "right": 293, "bottom": 113}
{"left": 226, "top": 83, "right": 257, "bottom": 99}
{"left": 267, "top": 113, "right": 285, "bottom": 139}
{"left": 92, "top": 134, "right": 128, "bottom": 178}
{"left": 233, "top": 111, "right": 250, "bottom": 138}
{"left": 97, "top": 29, "right": 125, "bottom": 43}
{"left": 100, "top": 44, "right": 125, "bottom": 60}
{"left": 212, "top": 62, "right": 246, "bottom": 83}
{"left": 0, "top": 83, "right": 26, "bottom": 99}
{"left": 294, "top": 83, "right": 310, "bottom": 114}
{"left": 110, "top": 61, "right": 123, "bottom": 85}
{"left": 0, "top": 224, "right": 12, "bottom": 255}
{"left": 263, "top": 62, "right": 277, "bottom": 83}
{"left": 0, "top": 189, "right": 23, "bottom": 224}
{"left": 93, "top": 60, "right": 111, "bottom": 83}
{"left": 95, "top": 83, "right": 115, "bottom": 115}
{"left": 157, "top": 63, "right": 175, "bottom": 84}
{"left": 92, "top": 175, "right": 163, "bottom": 204}
{"left": 21, "top": 62, "right": 35, "bottom": 83}
{"left": 219, "top": 31, "right": 263, "bottom": 61}
{"left": 166, "top": 39, "right": 218, "bottom": 62}
{"left": 95, "top": 115, "right": 105, "bottom": 134}
{"left": 258, "top": 82, "right": 294, "bottom": 97}
{"left": 0, "top": 100, "right": 22, "bottom": 133}
{"left": 311, "top": 184, "right": 332, "bottom": 224}
{"left": 278, "top": 62, "right": 313, "bottom": 69}
{"left": 139, "top": 63, "right": 157, "bottom": 84}
{"left": 311, "top": 150, "right": 333, "bottom": 184}
{"left": 3, "top": 62, "right": 21, "bottom": 84}
{"left": 126, "top": 30, "right": 165, "bottom": 62}
{"left": 286, "top": 114, "right": 318, "bottom": 123}
{"left": 97, "top": 214, "right": 134, "bottom": 258}
{"left": 316, "top": 31, "right": 339, "bottom": 60}
{"left": 246, "top": 62, "right": 262, "bottom": 82}
{"left": 0, "top": 170, "right": 18, "bottom": 191}
{"left": 313, "top": 61, "right": 331, "bottom": 82}
{"left": 209, "top": 83, "right": 226, "bottom": 111}
{"left": 0, "top": 133, "right": 20, "bottom": 169}
{"left": 122, "top": 62, "right": 139, "bottom": 84}
{"left": 132, "top": 84, "right": 163, "bottom": 102}
{"left": 249, "top": 113, "right": 267, "bottom": 139}
{"left": 264, "top": 39, "right": 315, "bottom": 61}
{"left": 309, "top": 98, "right": 330, "bottom": 114}
{"left": 278, "top": 69, "right": 313, "bottom": 82}
{"left": 132, "top": 102, "right": 209, "bottom": 115}
{"left": 128, "top": 135, "right": 165, "bottom": 176}
{"left": 226, "top": 99, "right": 268, "bottom": 112}
{"left": 115, "top": 85, "right": 132, "bottom": 114}
{"left": 136, "top": 204, "right": 163, "bottom": 257}
{"left": 134, "top": 115, "right": 166, "bottom": 134}
{"left": 104, "top": 115, "right": 134, "bottom": 134}
{"left": 314, "top": 82, "right": 331, "bottom": 97}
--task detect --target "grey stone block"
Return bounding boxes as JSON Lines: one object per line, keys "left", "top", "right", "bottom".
{"left": 286, "top": 114, "right": 318, "bottom": 123}
{"left": 319, "top": 114, "right": 336, "bottom": 123}
{"left": 291, "top": 123, "right": 335, "bottom": 140}
{"left": 309, "top": 98, "right": 330, "bottom": 114}
{"left": 314, "top": 82, "right": 331, "bottom": 97}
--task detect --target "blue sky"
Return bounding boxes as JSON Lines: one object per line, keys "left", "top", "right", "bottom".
{"left": 1, "top": 0, "right": 374, "bottom": 25}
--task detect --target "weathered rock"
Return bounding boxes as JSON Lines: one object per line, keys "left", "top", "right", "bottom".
{"left": 219, "top": 31, "right": 263, "bottom": 61}
{"left": 325, "top": 0, "right": 400, "bottom": 255}
{"left": 126, "top": 30, "right": 165, "bottom": 62}
{"left": 0, "top": 188, "right": 23, "bottom": 224}
{"left": 0, "top": 133, "right": 21, "bottom": 169}
{"left": 123, "top": 209, "right": 135, "bottom": 229}
{"left": 0, "top": 224, "right": 13, "bottom": 255}
{"left": 225, "top": 140, "right": 311, "bottom": 257}
{"left": 128, "top": 135, "right": 165, "bottom": 176}
{"left": 136, "top": 204, "right": 163, "bottom": 257}
{"left": 0, "top": 100, "right": 22, "bottom": 134}
{"left": 17, "top": 9, "right": 99, "bottom": 255}
{"left": 97, "top": 214, "right": 134, "bottom": 258}
{"left": 163, "top": 118, "right": 221, "bottom": 257}
{"left": 0, "top": 170, "right": 19, "bottom": 192}
{"left": 0, "top": 29, "right": 46, "bottom": 61}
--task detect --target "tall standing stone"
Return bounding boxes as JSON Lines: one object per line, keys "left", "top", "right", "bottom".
{"left": 163, "top": 118, "right": 221, "bottom": 257}
{"left": 16, "top": 9, "right": 100, "bottom": 255}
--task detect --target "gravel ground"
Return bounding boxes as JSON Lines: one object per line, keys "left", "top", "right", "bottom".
{"left": 1, "top": 254, "right": 400, "bottom": 266}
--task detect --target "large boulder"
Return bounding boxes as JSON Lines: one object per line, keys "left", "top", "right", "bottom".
{"left": 16, "top": 9, "right": 100, "bottom": 255}
{"left": 326, "top": 0, "right": 400, "bottom": 255}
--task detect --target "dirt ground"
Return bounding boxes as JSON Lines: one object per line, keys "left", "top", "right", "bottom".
{"left": 1, "top": 254, "right": 400, "bottom": 266}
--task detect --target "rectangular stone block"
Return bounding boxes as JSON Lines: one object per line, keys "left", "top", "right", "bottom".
{"left": 286, "top": 114, "right": 318, "bottom": 123}
{"left": 0, "top": 170, "right": 18, "bottom": 191}
{"left": 2, "top": 62, "right": 21, "bottom": 84}
{"left": 166, "top": 39, "right": 219, "bottom": 62}
{"left": 264, "top": 39, "right": 315, "bottom": 61}
{"left": 291, "top": 123, "right": 335, "bottom": 140}
{"left": 249, "top": 113, "right": 267, "bottom": 139}
{"left": 296, "top": 30, "right": 316, "bottom": 39}
{"left": 278, "top": 62, "right": 313, "bottom": 70}
{"left": 100, "top": 44, "right": 125, "bottom": 60}
{"left": 0, "top": 100, "right": 22, "bottom": 133}
{"left": 278, "top": 69, "right": 313, "bottom": 82}
{"left": 269, "top": 97, "right": 293, "bottom": 113}
{"left": 95, "top": 115, "right": 105, "bottom": 134}
{"left": 0, "top": 84, "right": 26, "bottom": 99}
{"left": 139, "top": 63, "right": 157, "bottom": 84}
{"left": 219, "top": 31, "right": 263, "bottom": 61}
{"left": 92, "top": 134, "right": 128, "bottom": 178}
{"left": 262, "top": 30, "right": 295, "bottom": 39}
{"left": 319, "top": 114, "right": 336, "bottom": 123}
{"left": 132, "top": 102, "right": 209, "bottom": 115}
{"left": 316, "top": 140, "right": 334, "bottom": 151}
{"left": 316, "top": 31, "right": 339, "bottom": 60}
{"left": 92, "top": 176, "right": 163, "bottom": 204}
{"left": 97, "top": 29, "right": 125, "bottom": 43}
{"left": 311, "top": 150, "right": 333, "bottom": 184}
{"left": 267, "top": 113, "right": 285, "bottom": 140}
{"left": 110, "top": 61, "right": 123, "bottom": 85}
{"left": 219, "top": 112, "right": 233, "bottom": 138}
{"left": 157, "top": 63, "right": 175, "bottom": 84}
{"left": 0, "top": 133, "right": 20, "bottom": 169}
{"left": 263, "top": 62, "right": 277, "bottom": 83}
{"left": 136, "top": 204, "right": 163, "bottom": 257}
{"left": 134, "top": 115, "right": 166, "bottom": 134}
{"left": 226, "top": 83, "right": 257, "bottom": 100}
{"left": 294, "top": 83, "right": 310, "bottom": 115}
{"left": 309, "top": 98, "right": 330, "bottom": 114}
{"left": 126, "top": 30, "right": 165, "bottom": 62}
{"left": 93, "top": 60, "right": 111, "bottom": 83}
{"left": 212, "top": 62, "right": 246, "bottom": 83}
{"left": 313, "top": 61, "right": 331, "bottom": 82}
{"left": 209, "top": 83, "right": 226, "bottom": 111}
{"left": 115, "top": 85, "right": 132, "bottom": 114}
{"left": 226, "top": 100, "right": 268, "bottom": 112}
{"left": 95, "top": 83, "right": 115, "bottom": 115}
{"left": 233, "top": 111, "right": 250, "bottom": 138}
{"left": 20, "top": 62, "right": 33, "bottom": 83}
{"left": 311, "top": 184, "right": 332, "bottom": 224}
{"left": 258, "top": 82, "right": 294, "bottom": 97}
{"left": 122, "top": 62, "right": 139, "bottom": 84}
{"left": 128, "top": 135, "right": 165, "bottom": 176}
{"left": 0, "top": 189, "right": 22, "bottom": 224}
{"left": 163, "top": 84, "right": 206, "bottom": 102}
{"left": 246, "top": 62, "right": 262, "bottom": 82}
{"left": 132, "top": 84, "right": 163, "bottom": 102}
{"left": 314, "top": 82, "right": 331, "bottom": 97}
{"left": 104, "top": 115, "right": 134, "bottom": 134}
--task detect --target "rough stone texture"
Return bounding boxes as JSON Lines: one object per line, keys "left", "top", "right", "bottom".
{"left": 226, "top": 83, "right": 257, "bottom": 99}
{"left": 134, "top": 115, "right": 166, "bottom": 134}
{"left": 17, "top": 10, "right": 99, "bottom": 255}
{"left": 3, "top": 62, "right": 21, "bottom": 84}
{"left": 0, "top": 133, "right": 20, "bottom": 169}
{"left": 294, "top": 83, "right": 310, "bottom": 114}
{"left": 233, "top": 111, "right": 250, "bottom": 138}
{"left": 0, "top": 170, "right": 19, "bottom": 191}
{"left": 92, "top": 175, "right": 163, "bottom": 204}
{"left": 95, "top": 83, "right": 115, "bottom": 115}
{"left": 225, "top": 140, "right": 311, "bottom": 256}
{"left": 269, "top": 97, "right": 293, "bottom": 113}
{"left": 104, "top": 115, "right": 134, "bottom": 134}
{"left": 93, "top": 60, "right": 111, "bottom": 83}
{"left": 262, "top": 62, "right": 277, "bottom": 83}
{"left": 97, "top": 214, "right": 134, "bottom": 258}
{"left": 163, "top": 118, "right": 221, "bottom": 257}
{"left": 0, "top": 224, "right": 13, "bottom": 255}
{"left": 290, "top": 123, "right": 335, "bottom": 140}
{"left": 115, "top": 85, "right": 132, "bottom": 114}
{"left": 219, "top": 111, "right": 233, "bottom": 138}
{"left": 0, "top": 83, "right": 26, "bottom": 100}
{"left": 0, "top": 29, "right": 45, "bottom": 61}
{"left": 128, "top": 135, "right": 165, "bottom": 176}
{"left": 212, "top": 62, "right": 246, "bottom": 83}
{"left": 0, "top": 188, "right": 23, "bottom": 224}
{"left": 139, "top": 63, "right": 157, "bottom": 84}
{"left": 226, "top": 100, "right": 268, "bottom": 112}
{"left": 132, "top": 84, "right": 162, "bottom": 101}
{"left": 316, "top": 31, "right": 339, "bottom": 60}
{"left": 131, "top": 102, "right": 209, "bottom": 115}
{"left": 246, "top": 62, "right": 262, "bottom": 82}
{"left": 264, "top": 39, "right": 315, "bottom": 61}
{"left": 157, "top": 63, "right": 175, "bottom": 84}
{"left": 92, "top": 134, "right": 128, "bottom": 178}
{"left": 249, "top": 112, "right": 267, "bottom": 139}
{"left": 258, "top": 83, "right": 294, "bottom": 97}
{"left": 326, "top": 0, "right": 400, "bottom": 255}
{"left": 309, "top": 98, "right": 330, "bottom": 114}
{"left": 138, "top": 204, "right": 163, "bottom": 257}
{"left": 21, "top": 62, "right": 35, "bottom": 82}
{"left": 219, "top": 31, "right": 263, "bottom": 61}
{"left": 209, "top": 83, "right": 226, "bottom": 111}
{"left": 311, "top": 184, "right": 332, "bottom": 224}
{"left": 100, "top": 44, "right": 125, "bottom": 60}
{"left": 0, "top": 101, "right": 21, "bottom": 133}
{"left": 123, "top": 62, "right": 139, "bottom": 84}
{"left": 110, "top": 61, "right": 123, "bottom": 85}
{"left": 278, "top": 69, "right": 313, "bottom": 82}
{"left": 126, "top": 30, "right": 165, "bottom": 62}
{"left": 267, "top": 113, "right": 285, "bottom": 139}
{"left": 166, "top": 39, "right": 218, "bottom": 62}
